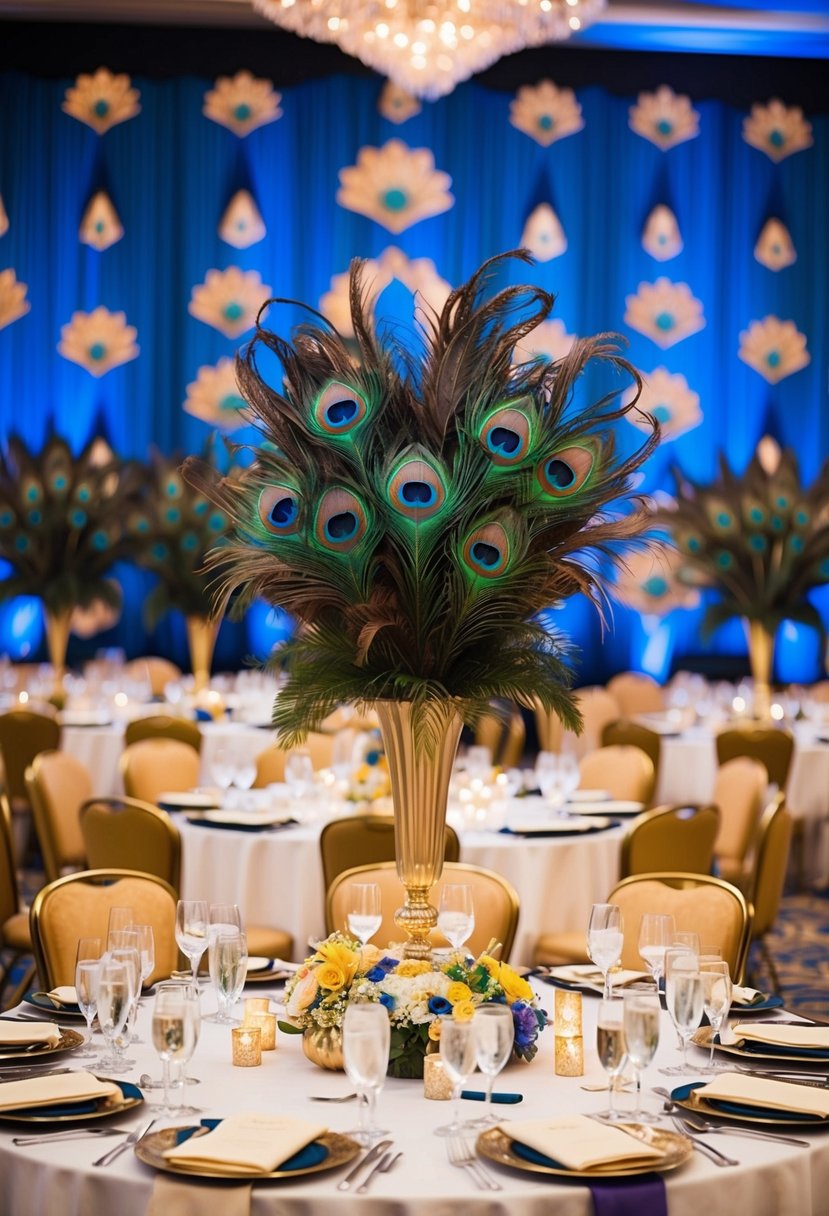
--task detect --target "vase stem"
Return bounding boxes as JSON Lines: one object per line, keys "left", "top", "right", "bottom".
{"left": 44, "top": 607, "right": 72, "bottom": 699}
{"left": 186, "top": 615, "right": 219, "bottom": 693}
{"left": 746, "top": 620, "right": 774, "bottom": 721}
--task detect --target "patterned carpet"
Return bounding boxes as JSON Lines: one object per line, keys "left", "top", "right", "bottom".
{"left": 748, "top": 892, "right": 829, "bottom": 1017}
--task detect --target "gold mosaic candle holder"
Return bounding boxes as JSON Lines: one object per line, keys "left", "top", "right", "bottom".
{"left": 232, "top": 1025, "right": 262, "bottom": 1067}
{"left": 244, "top": 1011, "right": 277, "bottom": 1050}
{"left": 244, "top": 998, "right": 270, "bottom": 1016}
{"left": 554, "top": 988, "right": 584, "bottom": 1076}
{"left": 423, "top": 1054, "right": 453, "bottom": 1100}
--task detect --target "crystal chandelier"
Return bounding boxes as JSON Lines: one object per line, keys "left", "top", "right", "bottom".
{"left": 252, "top": 0, "right": 608, "bottom": 100}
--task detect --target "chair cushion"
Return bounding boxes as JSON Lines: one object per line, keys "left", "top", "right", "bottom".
{"left": 2, "top": 910, "right": 32, "bottom": 951}
{"left": 247, "top": 925, "right": 293, "bottom": 960}
{"left": 534, "top": 930, "right": 589, "bottom": 966}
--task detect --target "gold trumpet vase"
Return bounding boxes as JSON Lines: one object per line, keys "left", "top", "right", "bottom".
{"left": 44, "top": 606, "right": 73, "bottom": 702}
{"left": 746, "top": 619, "right": 775, "bottom": 721}
{"left": 374, "top": 700, "right": 464, "bottom": 960}
{"left": 186, "top": 615, "right": 220, "bottom": 693}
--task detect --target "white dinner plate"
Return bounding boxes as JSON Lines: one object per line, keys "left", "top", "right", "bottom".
{"left": 569, "top": 800, "right": 644, "bottom": 817}
{"left": 567, "top": 789, "right": 611, "bottom": 803}
{"left": 157, "top": 791, "right": 220, "bottom": 810}
{"left": 504, "top": 816, "right": 613, "bottom": 835}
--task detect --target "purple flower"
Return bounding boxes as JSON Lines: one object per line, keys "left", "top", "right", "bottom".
{"left": 511, "top": 1000, "right": 538, "bottom": 1051}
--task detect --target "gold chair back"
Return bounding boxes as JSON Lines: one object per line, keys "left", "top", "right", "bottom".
{"left": 0, "top": 709, "right": 61, "bottom": 804}
{"left": 0, "top": 792, "right": 34, "bottom": 1006}
{"left": 536, "top": 687, "right": 621, "bottom": 759}
{"left": 601, "top": 720, "right": 662, "bottom": 776}
{"left": 123, "top": 714, "right": 202, "bottom": 753}
{"left": 253, "top": 744, "right": 287, "bottom": 787}
{"left": 123, "top": 657, "right": 183, "bottom": 699}
{"left": 606, "top": 672, "right": 665, "bottom": 716}
{"left": 579, "top": 745, "right": 655, "bottom": 804}
{"left": 712, "top": 757, "right": 768, "bottom": 883}
{"left": 326, "top": 860, "right": 520, "bottom": 961}
{"left": 620, "top": 803, "right": 720, "bottom": 879}
{"left": 608, "top": 871, "right": 751, "bottom": 983}
{"left": 30, "top": 868, "right": 178, "bottom": 989}
{"left": 749, "top": 793, "right": 792, "bottom": 940}
{"left": 120, "top": 738, "right": 201, "bottom": 804}
{"left": 25, "top": 751, "right": 90, "bottom": 882}
{"left": 0, "top": 793, "right": 20, "bottom": 928}
{"left": 80, "top": 797, "right": 182, "bottom": 892}
{"left": 319, "top": 815, "right": 460, "bottom": 896}
{"left": 474, "top": 706, "right": 526, "bottom": 768}
{"left": 715, "top": 727, "right": 794, "bottom": 792}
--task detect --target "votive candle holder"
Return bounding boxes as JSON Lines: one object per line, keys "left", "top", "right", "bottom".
{"left": 232, "top": 1025, "right": 262, "bottom": 1067}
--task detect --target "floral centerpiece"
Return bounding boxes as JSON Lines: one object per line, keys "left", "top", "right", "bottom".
{"left": 281, "top": 932, "right": 546, "bottom": 1078}
{"left": 346, "top": 729, "right": 392, "bottom": 806}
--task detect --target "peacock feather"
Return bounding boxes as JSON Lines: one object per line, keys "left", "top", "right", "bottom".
{"left": 0, "top": 430, "right": 143, "bottom": 617}
{"left": 185, "top": 251, "right": 658, "bottom": 745}
{"left": 655, "top": 439, "right": 829, "bottom": 638}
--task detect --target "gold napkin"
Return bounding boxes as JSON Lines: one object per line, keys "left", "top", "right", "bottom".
{"left": 699, "top": 1071, "right": 829, "bottom": 1118}
{"left": 550, "top": 966, "right": 650, "bottom": 990}
{"left": 162, "top": 1113, "right": 326, "bottom": 1175}
{"left": 146, "top": 1178, "right": 251, "bottom": 1216}
{"left": 0, "top": 1070, "right": 119, "bottom": 1112}
{"left": 732, "top": 1022, "right": 829, "bottom": 1050}
{"left": 0, "top": 1021, "right": 62, "bottom": 1048}
{"left": 731, "top": 986, "right": 764, "bottom": 1007}
{"left": 46, "top": 986, "right": 78, "bottom": 1005}
{"left": 505, "top": 1115, "right": 665, "bottom": 1171}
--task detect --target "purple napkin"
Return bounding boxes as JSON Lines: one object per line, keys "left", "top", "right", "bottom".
{"left": 589, "top": 1176, "right": 668, "bottom": 1216}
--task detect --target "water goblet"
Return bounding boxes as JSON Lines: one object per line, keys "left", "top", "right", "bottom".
{"left": 464, "top": 1004, "right": 514, "bottom": 1128}
{"left": 342, "top": 1003, "right": 390, "bottom": 1146}
{"left": 152, "top": 986, "right": 198, "bottom": 1115}
{"left": 206, "top": 930, "right": 248, "bottom": 1024}
{"left": 106, "top": 906, "right": 135, "bottom": 941}
{"left": 534, "top": 751, "right": 563, "bottom": 808}
{"left": 96, "top": 959, "right": 134, "bottom": 1074}
{"left": 209, "top": 903, "right": 243, "bottom": 938}
{"left": 176, "top": 899, "right": 209, "bottom": 980}
{"left": 638, "top": 913, "right": 676, "bottom": 988}
{"left": 622, "top": 986, "right": 661, "bottom": 1124}
{"left": 74, "top": 937, "right": 101, "bottom": 1059}
{"left": 210, "top": 747, "right": 235, "bottom": 795}
{"left": 587, "top": 903, "right": 623, "bottom": 999}
{"left": 437, "top": 884, "right": 474, "bottom": 954}
{"left": 666, "top": 966, "right": 704, "bottom": 1075}
{"left": 673, "top": 931, "right": 700, "bottom": 956}
{"left": 346, "top": 883, "right": 382, "bottom": 947}
{"left": 595, "top": 997, "right": 627, "bottom": 1122}
{"left": 127, "top": 923, "right": 155, "bottom": 994}
{"left": 110, "top": 941, "right": 142, "bottom": 1055}
{"left": 700, "top": 960, "right": 732, "bottom": 1071}
{"left": 434, "top": 1015, "right": 478, "bottom": 1137}
{"left": 285, "top": 751, "right": 315, "bottom": 821}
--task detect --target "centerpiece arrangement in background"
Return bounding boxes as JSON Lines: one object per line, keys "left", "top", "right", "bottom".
{"left": 187, "top": 250, "right": 657, "bottom": 957}
{"left": 655, "top": 437, "right": 829, "bottom": 718}
{"left": 0, "top": 431, "right": 141, "bottom": 695}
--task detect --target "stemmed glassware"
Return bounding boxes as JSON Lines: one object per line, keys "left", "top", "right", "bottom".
{"left": 285, "top": 751, "right": 315, "bottom": 820}
{"left": 346, "top": 883, "right": 382, "bottom": 947}
{"left": 152, "top": 986, "right": 198, "bottom": 1115}
{"left": 464, "top": 1004, "right": 514, "bottom": 1128}
{"left": 434, "top": 1015, "right": 478, "bottom": 1137}
{"left": 128, "top": 923, "right": 155, "bottom": 995}
{"left": 342, "top": 1003, "right": 390, "bottom": 1147}
{"left": 596, "top": 997, "right": 627, "bottom": 1122}
{"left": 106, "top": 906, "right": 135, "bottom": 941}
{"left": 665, "top": 961, "right": 704, "bottom": 1075}
{"left": 109, "top": 937, "right": 142, "bottom": 1054}
{"left": 638, "top": 913, "right": 676, "bottom": 989}
{"left": 437, "top": 885, "right": 474, "bottom": 954}
{"left": 587, "top": 904, "right": 624, "bottom": 999}
{"left": 622, "top": 987, "right": 661, "bottom": 1124}
{"left": 74, "top": 937, "right": 101, "bottom": 1059}
{"left": 534, "top": 751, "right": 564, "bottom": 809}
{"left": 209, "top": 903, "right": 242, "bottom": 938}
{"left": 210, "top": 748, "right": 235, "bottom": 796}
{"left": 700, "top": 960, "right": 732, "bottom": 1071}
{"left": 206, "top": 930, "right": 248, "bottom": 1024}
{"left": 176, "top": 900, "right": 209, "bottom": 981}
{"left": 96, "top": 959, "right": 134, "bottom": 1074}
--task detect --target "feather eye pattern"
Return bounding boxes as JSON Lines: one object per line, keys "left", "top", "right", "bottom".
{"left": 187, "top": 250, "right": 658, "bottom": 743}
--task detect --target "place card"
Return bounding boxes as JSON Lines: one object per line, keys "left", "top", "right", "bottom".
{"left": 505, "top": 1115, "right": 665, "bottom": 1171}
{"left": 162, "top": 1112, "right": 326, "bottom": 1174}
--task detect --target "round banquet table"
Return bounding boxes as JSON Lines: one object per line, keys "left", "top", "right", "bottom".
{"left": 177, "top": 815, "right": 624, "bottom": 965}
{"left": 2, "top": 985, "right": 828, "bottom": 1216}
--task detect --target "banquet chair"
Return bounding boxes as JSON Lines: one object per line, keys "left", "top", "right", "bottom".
{"left": 319, "top": 815, "right": 460, "bottom": 895}
{"left": 714, "top": 726, "right": 794, "bottom": 793}
{"left": 711, "top": 757, "right": 768, "bottom": 888}
{"left": 30, "top": 869, "right": 179, "bottom": 989}
{"left": 606, "top": 671, "right": 665, "bottom": 716}
{"left": 123, "top": 714, "right": 202, "bottom": 753}
{"left": 620, "top": 803, "right": 720, "bottom": 879}
{"left": 474, "top": 705, "right": 526, "bottom": 768}
{"left": 320, "top": 706, "right": 379, "bottom": 733}
{"left": 578, "top": 745, "right": 656, "bottom": 805}
{"left": 746, "top": 792, "right": 792, "bottom": 992}
{"left": 120, "top": 738, "right": 201, "bottom": 804}
{"left": 326, "top": 861, "right": 520, "bottom": 961}
{"left": 533, "top": 697, "right": 563, "bottom": 755}
{"left": 25, "top": 751, "right": 91, "bottom": 883}
{"left": 600, "top": 720, "right": 662, "bottom": 781}
{"left": 302, "top": 733, "right": 338, "bottom": 770}
{"left": 0, "top": 707, "right": 61, "bottom": 863}
{"left": 123, "top": 657, "right": 182, "bottom": 699}
{"left": 608, "top": 872, "right": 751, "bottom": 983}
{"left": 253, "top": 743, "right": 287, "bottom": 787}
{"left": 0, "top": 794, "right": 35, "bottom": 1008}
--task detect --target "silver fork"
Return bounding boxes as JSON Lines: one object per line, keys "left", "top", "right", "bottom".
{"left": 446, "top": 1137, "right": 502, "bottom": 1190}
{"left": 675, "top": 1109, "right": 810, "bottom": 1147}
{"left": 671, "top": 1117, "right": 738, "bottom": 1166}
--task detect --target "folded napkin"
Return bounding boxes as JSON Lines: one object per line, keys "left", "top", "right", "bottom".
{"left": 0, "top": 1021, "right": 62, "bottom": 1048}
{"left": 46, "top": 986, "right": 78, "bottom": 1006}
{"left": 698, "top": 1070, "right": 829, "bottom": 1118}
{"left": 732, "top": 1023, "right": 829, "bottom": 1050}
{"left": 461, "top": 1090, "right": 523, "bottom": 1104}
{"left": 549, "top": 966, "right": 650, "bottom": 991}
{"left": 162, "top": 1113, "right": 326, "bottom": 1175}
{"left": 505, "top": 1115, "right": 665, "bottom": 1172}
{"left": 731, "top": 986, "right": 765, "bottom": 1007}
{"left": 0, "top": 1070, "right": 119, "bottom": 1112}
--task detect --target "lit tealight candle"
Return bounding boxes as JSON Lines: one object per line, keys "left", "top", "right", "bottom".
{"left": 554, "top": 989, "right": 584, "bottom": 1076}
{"left": 232, "top": 1025, "right": 262, "bottom": 1067}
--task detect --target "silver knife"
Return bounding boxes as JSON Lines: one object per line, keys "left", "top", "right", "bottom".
{"left": 336, "top": 1138, "right": 393, "bottom": 1191}
{"left": 92, "top": 1116, "right": 157, "bottom": 1167}
{"left": 0, "top": 1067, "right": 75, "bottom": 1081}
{"left": 736, "top": 1068, "right": 829, "bottom": 1090}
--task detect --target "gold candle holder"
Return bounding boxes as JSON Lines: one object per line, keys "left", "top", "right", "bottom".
{"left": 244, "top": 1011, "right": 277, "bottom": 1050}
{"left": 232, "top": 1025, "right": 262, "bottom": 1067}
{"left": 244, "top": 998, "right": 271, "bottom": 1016}
{"left": 554, "top": 988, "right": 584, "bottom": 1076}
{"left": 423, "top": 1054, "right": 454, "bottom": 1100}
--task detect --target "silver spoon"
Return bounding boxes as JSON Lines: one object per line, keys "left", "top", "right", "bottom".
{"left": 309, "top": 1092, "right": 358, "bottom": 1102}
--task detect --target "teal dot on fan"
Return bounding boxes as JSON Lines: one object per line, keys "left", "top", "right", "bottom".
{"left": 89, "top": 342, "right": 106, "bottom": 362}
{"left": 53, "top": 475, "right": 67, "bottom": 491}
{"left": 0, "top": 510, "right": 12, "bottom": 527}
{"left": 538, "top": 114, "right": 554, "bottom": 131}
{"left": 25, "top": 485, "right": 39, "bottom": 502}
{"left": 652, "top": 404, "right": 671, "bottom": 423}
{"left": 165, "top": 479, "right": 179, "bottom": 498}
{"left": 181, "top": 531, "right": 199, "bottom": 552}
{"left": 642, "top": 575, "right": 668, "bottom": 597}
{"left": 134, "top": 517, "right": 149, "bottom": 533}
{"left": 95, "top": 221, "right": 105, "bottom": 234}
{"left": 770, "top": 515, "right": 784, "bottom": 532}
{"left": 769, "top": 129, "right": 785, "bottom": 148}
{"left": 766, "top": 350, "right": 781, "bottom": 368}
{"left": 687, "top": 536, "right": 701, "bottom": 552}
{"left": 656, "top": 119, "right": 673, "bottom": 136}
{"left": 795, "top": 510, "right": 808, "bottom": 526}
{"left": 77, "top": 487, "right": 90, "bottom": 502}
{"left": 219, "top": 393, "right": 245, "bottom": 412}
{"left": 715, "top": 551, "right": 733, "bottom": 569}
{"left": 193, "top": 500, "right": 208, "bottom": 516}
{"left": 92, "top": 530, "right": 109, "bottom": 550}
{"left": 749, "top": 507, "right": 764, "bottom": 524}
{"left": 655, "top": 311, "right": 674, "bottom": 332}
{"left": 749, "top": 534, "right": 766, "bottom": 552}
{"left": 234, "top": 103, "right": 252, "bottom": 122}
{"left": 821, "top": 558, "right": 829, "bottom": 577}
{"left": 382, "top": 188, "right": 408, "bottom": 212}
{"left": 224, "top": 301, "right": 244, "bottom": 322}
{"left": 776, "top": 496, "right": 789, "bottom": 510}
{"left": 93, "top": 99, "right": 110, "bottom": 118}
{"left": 152, "top": 542, "right": 168, "bottom": 561}
{"left": 14, "top": 535, "right": 29, "bottom": 552}
{"left": 789, "top": 536, "right": 804, "bottom": 553}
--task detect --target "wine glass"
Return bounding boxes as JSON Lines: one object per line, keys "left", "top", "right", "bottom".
{"left": 434, "top": 1015, "right": 478, "bottom": 1137}
{"left": 209, "top": 903, "right": 243, "bottom": 939}
{"left": 587, "top": 904, "right": 623, "bottom": 999}
{"left": 176, "top": 899, "right": 209, "bottom": 980}
{"left": 106, "top": 906, "right": 135, "bottom": 942}
{"left": 596, "top": 997, "right": 627, "bottom": 1122}
{"left": 637, "top": 913, "right": 676, "bottom": 988}
{"left": 465, "top": 1004, "right": 514, "bottom": 1128}
{"left": 206, "top": 930, "right": 248, "bottom": 1024}
{"left": 74, "top": 937, "right": 101, "bottom": 1059}
{"left": 622, "top": 987, "right": 661, "bottom": 1124}
{"left": 128, "top": 923, "right": 156, "bottom": 993}
{"left": 152, "top": 986, "right": 197, "bottom": 1115}
{"left": 110, "top": 940, "right": 142, "bottom": 1054}
{"left": 285, "top": 751, "right": 315, "bottom": 821}
{"left": 437, "top": 885, "right": 474, "bottom": 953}
{"left": 534, "top": 751, "right": 563, "bottom": 807}
{"left": 233, "top": 749, "right": 257, "bottom": 808}
{"left": 666, "top": 967, "right": 704, "bottom": 1075}
{"left": 700, "top": 960, "right": 732, "bottom": 1071}
{"left": 96, "top": 959, "right": 134, "bottom": 1074}
{"left": 673, "top": 931, "right": 700, "bottom": 956}
{"left": 342, "top": 1003, "right": 390, "bottom": 1146}
{"left": 346, "top": 883, "right": 382, "bottom": 947}
{"left": 210, "top": 747, "right": 235, "bottom": 795}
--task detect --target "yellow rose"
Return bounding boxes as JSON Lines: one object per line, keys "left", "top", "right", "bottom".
{"left": 447, "top": 981, "right": 472, "bottom": 1004}
{"left": 478, "top": 954, "right": 501, "bottom": 980}
{"left": 428, "top": 1018, "right": 443, "bottom": 1041}
{"left": 396, "top": 960, "right": 431, "bottom": 978}
{"left": 316, "top": 963, "right": 346, "bottom": 991}
{"left": 496, "top": 964, "right": 534, "bottom": 1004}
{"left": 452, "top": 1000, "right": 476, "bottom": 1022}
{"left": 315, "top": 940, "right": 360, "bottom": 986}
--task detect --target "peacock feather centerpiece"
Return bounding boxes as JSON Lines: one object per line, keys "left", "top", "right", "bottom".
{"left": 186, "top": 251, "right": 658, "bottom": 954}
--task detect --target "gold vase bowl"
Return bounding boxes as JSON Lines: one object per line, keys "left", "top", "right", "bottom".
{"left": 302, "top": 1026, "right": 344, "bottom": 1071}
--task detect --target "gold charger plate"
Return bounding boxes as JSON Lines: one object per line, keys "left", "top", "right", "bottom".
{"left": 672, "top": 1085, "right": 829, "bottom": 1129}
{"left": 0, "top": 1028, "right": 84, "bottom": 1063}
{"left": 135, "top": 1127, "right": 360, "bottom": 1181}
{"left": 692, "top": 1025, "right": 829, "bottom": 1065}
{"left": 476, "top": 1123, "right": 693, "bottom": 1179}
{"left": 0, "top": 1078, "right": 143, "bottom": 1124}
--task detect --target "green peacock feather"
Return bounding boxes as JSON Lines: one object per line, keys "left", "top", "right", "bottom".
{"left": 655, "top": 440, "right": 829, "bottom": 639}
{"left": 184, "top": 251, "right": 658, "bottom": 746}
{"left": 0, "top": 431, "right": 143, "bottom": 617}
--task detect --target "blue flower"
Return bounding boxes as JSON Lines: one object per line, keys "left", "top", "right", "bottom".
{"left": 379, "top": 992, "right": 395, "bottom": 1011}
{"left": 366, "top": 966, "right": 387, "bottom": 982}
{"left": 428, "top": 996, "right": 452, "bottom": 1015}
{"left": 378, "top": 956, "right": 398, "bottom": 973}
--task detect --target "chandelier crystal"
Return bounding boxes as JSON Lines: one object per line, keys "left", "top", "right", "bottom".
{"left": 252, "top": 0, "right": 608, "bottom": 100}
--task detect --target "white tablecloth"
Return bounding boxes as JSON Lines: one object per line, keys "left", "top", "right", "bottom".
{"left": 2, "top": 989, "right": 827, "bottom": 1215}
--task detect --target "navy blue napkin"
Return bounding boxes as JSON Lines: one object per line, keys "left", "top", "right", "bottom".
{"left": 2, "top": 1078, "right": 140, "bottom": 1119}
{"left": 671, "top": 1080, "right": 820, "bottom": 1123}
{"left": 174, "top": 1119, "right": 328, "bottom": 1170}
{"left": 461, "top": 1090, "right": 523, "bottom": 1103}
{"left": 511, "top": 1142, "right": 667, "bottom": 1215}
